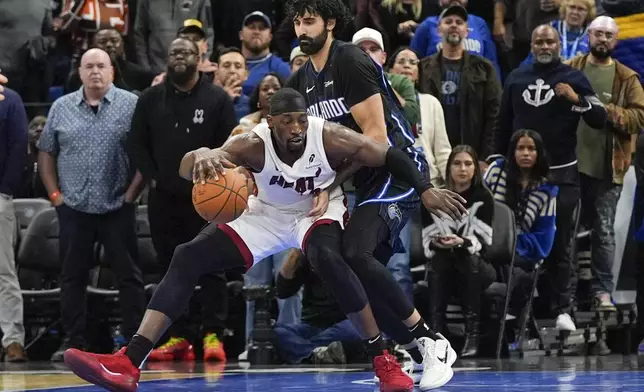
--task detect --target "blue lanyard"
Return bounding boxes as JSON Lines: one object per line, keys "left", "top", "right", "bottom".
{"left": 561, "top": 21, "right": 584, "bottom": 60}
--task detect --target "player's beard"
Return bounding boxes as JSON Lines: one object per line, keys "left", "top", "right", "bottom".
{"left": 167, "top": 63, "right": 198, "bottom": 85}
{"left": 298, "top": 28, "right": 328, "bottom": 55}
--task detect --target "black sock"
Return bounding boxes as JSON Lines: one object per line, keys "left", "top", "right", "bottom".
{"left": 409, "top": 318, "right": 439, "bottom": 341}
{"left": 401, "top": 341, "right": 423, "bottom": 364}
{"left": 125, "top": 334, "right": 154, "bottom": 368}
{"left": 363, "top": 334, "right": 387, "bottom": 359}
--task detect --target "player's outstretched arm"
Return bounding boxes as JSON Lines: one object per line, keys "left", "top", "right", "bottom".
{"left": 179, "top": 132, "right": 264, "bottom": 182}
{"left": 323, "top": 121, "right": 468, "bottom": 219}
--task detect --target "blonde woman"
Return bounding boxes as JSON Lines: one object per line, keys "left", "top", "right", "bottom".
{"left": 377, "top": 0, "right": 436, "bottom": 51}
{"left": 522, "top": 0, "right": 596, "bottom": 65}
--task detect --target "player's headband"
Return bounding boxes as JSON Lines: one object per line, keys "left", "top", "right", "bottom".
{"left": 268, "top": 88, "right": 308, "bottom": 116}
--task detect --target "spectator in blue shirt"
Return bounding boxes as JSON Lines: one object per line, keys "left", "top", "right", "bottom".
{"left": 38, "top": 49, "right": 146, "bottom": 362}
{"left": 521, "top": 0, "right": 595, "bottom": 65}
{"left": 0, "top": 84, "right": 28, "bottom": 363}
{"left": 239, "top": 11, "right": 291, "bottom": 96}
{"left": 214, "top": 47, "right": 250, "bottom": 122}
{"left": 411, "top": 0, "right": 501, "bottom": 78}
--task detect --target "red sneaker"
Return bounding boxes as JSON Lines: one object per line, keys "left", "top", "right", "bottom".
{"left": 64, "top": 347, "right": 140, "bottom": 392}
{"left": 203, "top": 333, "right": 227, "bottom": 362}
{"left": 373, "top": 350, "right": 414, "bottom": 392}
{"left": 147, "top": 337, "right": 195, "bottom": 362}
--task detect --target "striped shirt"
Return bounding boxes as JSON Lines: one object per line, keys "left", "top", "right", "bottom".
{"left": 484, "top": 159, "right": 559, "bottom": 261}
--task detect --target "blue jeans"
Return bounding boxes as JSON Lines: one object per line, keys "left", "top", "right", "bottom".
{"left": 244, "top": 250, "right": 302, "bottom": 343}
{"left": 386, "top": 221, "right": 414, "bottom": 302}
{"left": 273, "top": 319, "right": 361, "bottom": 363}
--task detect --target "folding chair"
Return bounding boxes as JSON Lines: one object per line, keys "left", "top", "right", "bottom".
{"left": 16, "top": 207, "right": 62, "bottom": 349}
{"left": 485, "top": 202, "right": 517, "bottom": 359}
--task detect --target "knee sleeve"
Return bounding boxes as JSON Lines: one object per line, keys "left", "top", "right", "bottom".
{"left": 148, "top": 225, "right": 245, "bottom": 321}
{"left": 305, "top": 223, "right": 368, "bottom": 315}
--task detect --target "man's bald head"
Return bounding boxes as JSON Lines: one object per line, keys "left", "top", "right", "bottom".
{"left": 79, "top": 48, "right": 114, "bottom": 93}
{"left": 531, "top": 24, "right": 561, "bottom": 65}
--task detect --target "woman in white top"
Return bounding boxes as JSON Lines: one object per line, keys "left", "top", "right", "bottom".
{"left": 387, "top": 46, "right": 451, "bottom": 188}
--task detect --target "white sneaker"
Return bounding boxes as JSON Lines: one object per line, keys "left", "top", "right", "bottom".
{"left": 238, "top": 350, "right": 248, "bottom": 361}
{"left": 555, "top": 313, "right": 577, "bottom": 332}
{"left": 418, "top": 335, "right": 456, "bottom": 391}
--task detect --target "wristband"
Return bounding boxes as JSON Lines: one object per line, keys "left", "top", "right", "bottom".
{"left": 49, "top": 191, "right": 61, "bottom": 201}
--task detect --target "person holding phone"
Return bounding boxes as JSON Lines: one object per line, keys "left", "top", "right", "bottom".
{"left": 422, "top": 145, "right": 495, "bottom": 358}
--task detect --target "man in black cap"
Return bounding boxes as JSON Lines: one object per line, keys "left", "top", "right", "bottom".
{"left": 418, "top": 5, "right": 501, "bottom": 165}
{"left": 177, "top": 19, "right": 217, "bottom": 74}
{"left": 239, "top": 11, "right": 290, "bottom": 96}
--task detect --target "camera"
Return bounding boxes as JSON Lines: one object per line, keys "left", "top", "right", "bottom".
{"left": 242, "top": 285, "right": 276, "bottom": 365}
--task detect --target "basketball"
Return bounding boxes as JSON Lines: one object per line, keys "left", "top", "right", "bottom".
{"left": 192, "top": 168, "right": 252, "bottom": 223}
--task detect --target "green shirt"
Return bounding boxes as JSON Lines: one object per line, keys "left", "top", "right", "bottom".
{"left": 576, "top": 61, "right": 615, "bottom": 180}
{"left": 387, "top": 72, "right": 420, "bottom": 126}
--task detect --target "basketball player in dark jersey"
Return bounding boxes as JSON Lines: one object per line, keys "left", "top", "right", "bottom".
{"left": 285, "top": 0, "right": 463, "bottom": 388}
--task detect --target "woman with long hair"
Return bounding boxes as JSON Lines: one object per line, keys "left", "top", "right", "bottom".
{"left": 484, "top": 129, "right": 559, "bottom": 322}
{"left": 231, "top": 72, "right": 285, "bottom": 136}
{"left": 423, "top": 145, "right": 495, "bottom": 357}
{"left": 377, "top": 0, "right": 436, "bottom": 51}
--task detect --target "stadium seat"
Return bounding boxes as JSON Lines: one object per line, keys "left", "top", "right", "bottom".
{"left": 16, "top": 207, "right": 62, "bottom": 349}
{"left": 12, "top": 198, "right": 51, "bottom": 251}
{"left": 483, "top": 201, "right": 517, "bottom": 359}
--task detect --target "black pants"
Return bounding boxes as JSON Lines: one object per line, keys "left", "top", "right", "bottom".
{"left": 341, "top": 202, "right": 422, "bottom": 344}
{"left": 148, "top": 188, "right": 228, "bottom": 338}
{"left": 430, "top": 252, "right": 496, "bottom": 331}
{"left": 544, "top": 181, "right": 580, "bottom": 315}
{"left": 57, "top": 204, "right": 145, "bottom": 341}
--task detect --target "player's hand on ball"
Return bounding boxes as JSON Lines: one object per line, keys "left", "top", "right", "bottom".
{"left": 193, "top": 149, "right": 236, "bottom": 183}
{"left": 421, "top": 188, "right": 467, "bottom": 220}
{"left": 308, "top": 189, "right": 329, "bottom": 220}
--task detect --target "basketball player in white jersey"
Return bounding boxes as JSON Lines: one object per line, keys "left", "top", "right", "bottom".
{"left": 62, "top": 88, "right": 465, "bottom": 392}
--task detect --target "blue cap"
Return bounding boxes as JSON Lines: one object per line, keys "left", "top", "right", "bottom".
{"left": 242, "top": 11, "right": 272, "bottom": 29}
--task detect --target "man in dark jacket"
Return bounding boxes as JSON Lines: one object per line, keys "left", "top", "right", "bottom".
{"left": 493, "top": 24, "right": 607, "bottom": 332}
{"left": 417, "top": 5, "right": 501, "bottom": 166}
{"left": 126, "top": 38, "right": 237, "bottom": 362}
{"left": 65, "top": 28, "right": 155, "bottom": 94}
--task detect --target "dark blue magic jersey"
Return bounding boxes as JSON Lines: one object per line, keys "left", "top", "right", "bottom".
{"left": 286, "top": 40, "right": 427, "bottom": 204}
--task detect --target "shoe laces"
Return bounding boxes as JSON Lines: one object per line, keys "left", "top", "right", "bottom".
{"left": 158, "top": 337, "right": 185, "bottom": 350}
{"left": 376, "top": 351, "right": 401, "bottom": 377}
{"left": 204, "top": 333, "right": 221, "bottom": 348}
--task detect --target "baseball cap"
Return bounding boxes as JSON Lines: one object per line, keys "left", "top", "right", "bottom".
{"left": 290, "top": 46, "right": 307, "bottom": 62}
{"left": 352, "top": 28, "right": 385, "bottom": 51}
{"left": 178, "top": 19, "right": 205, "bottom": 39}
{"left": 242, "top": 11, "right": 272, "bottom": 29}
{"left": 439, "top": 5, "right": 468, "bottom": 22}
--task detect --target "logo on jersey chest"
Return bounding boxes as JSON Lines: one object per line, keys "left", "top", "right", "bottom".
{"left": 269, "top": 167, "right": 322, "bottom": 195}
{"left": 307, "top": 98, "right": 350, "bottom": 120}
{"left": 305, "top": 154, "right": 321, "bottom": 170}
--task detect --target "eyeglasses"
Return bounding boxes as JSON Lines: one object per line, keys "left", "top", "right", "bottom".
{"left": 590, "top": 30, "right": 615, "bottom": 40}
{"left": 395, "top": 58, "right": 420, "bottom": 66}
{"left": 169, "top": 49, "right": 198, "bottom": 58}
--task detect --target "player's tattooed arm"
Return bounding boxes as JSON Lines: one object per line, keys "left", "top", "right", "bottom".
{"left": 179, "top": 132, "right": 265, "bottom": 182}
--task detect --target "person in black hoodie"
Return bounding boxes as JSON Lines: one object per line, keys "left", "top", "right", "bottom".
{"left": 65, "top": 29, "right": 156, "bottom": 95}
{"left": 493, "top": 24, "right": 607, "bottom": 332}
{"left": 126, "top": 37, "right": 237, "bottom": 362}
{"left": 422, "top": 145, "right": 495, "bottom": 358}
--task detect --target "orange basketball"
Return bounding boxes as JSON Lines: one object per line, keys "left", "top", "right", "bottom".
{"left": 192, "top": 168, "right": 251, "bottom": 223}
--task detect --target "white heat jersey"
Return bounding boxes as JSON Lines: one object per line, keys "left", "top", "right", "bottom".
{"left": 251, "top": 116, "right": 336, "bottom": 208}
